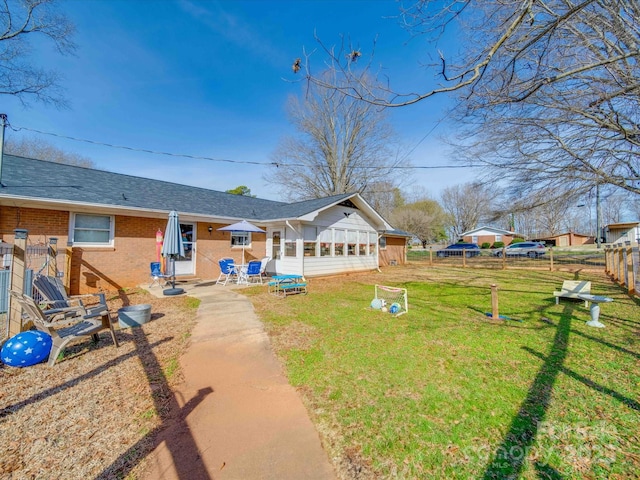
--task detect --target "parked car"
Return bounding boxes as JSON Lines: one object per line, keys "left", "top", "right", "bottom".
{"left": 493, "top": 241, "right": 547, "bottom": 258}
{"left": 436, "top": 243, "right": 481, "bottom": 258}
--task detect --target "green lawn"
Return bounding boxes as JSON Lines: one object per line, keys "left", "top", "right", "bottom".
{"left": 249, "top": 266, "right": 639, "bottom": 479}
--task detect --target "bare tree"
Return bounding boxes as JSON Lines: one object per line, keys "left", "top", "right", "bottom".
{"left": 5, "top": 136, "right": 94, "bottom": 167}
{"left": 390, "top": 198, "right": 448, "bottom": 246}
{"left": 629, "top": 197, "right": 640, "bottom": 221}
{"left": 361, "top": 181, "right": 405, "bottom": 220}
{"left": 492, "top": 189, "right": 579, "bottom": 237}
{"left": 299, "top": 1, "right": 640, "bottom": 199}
{"left": 0, "top": 0, "right": 75, "bottom": 107}
{"left": 440, "top": 182, "right": 491, "bottom": 239}
{"left": 600, "top": 192, "right": 630, "bottom": 225}
{"left": 265, "top": 72, "right": 408, "bottom": 201}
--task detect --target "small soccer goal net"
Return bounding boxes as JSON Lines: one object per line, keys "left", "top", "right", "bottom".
{"left": 372, "top": 284, "right": 408, "bottom": 316}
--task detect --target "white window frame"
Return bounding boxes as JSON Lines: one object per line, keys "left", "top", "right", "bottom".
{"left": 231, "top": 231, "right": 251, "bottom": 248}
{"left": 284, "top": 225, "right": 297, "bottom": 257}
{"left": 319, "top": 228, "right": 332, "bottom": 256}
{"left": 369, "top": 232, "right": 377, "bottom": 256}
{"left": 303, "top": 226, "right": 318, "bottom": 257}
{"left": 379, "top": 236, "right": 387, "bottom": 250}
{"left": 70, "top": 213, "right": 114, "bottom": 247}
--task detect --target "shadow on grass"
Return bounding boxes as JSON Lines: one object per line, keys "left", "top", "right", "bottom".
{"left": 570, "top": 327, "right": 640, "bottom": 360}
{"left": 481, "top": 305, "right": 573, "bottom": 479}
{"left": 482, "top": 298, "right": 639, "bottom": 478}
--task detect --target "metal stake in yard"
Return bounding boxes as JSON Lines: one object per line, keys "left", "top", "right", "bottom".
{"left": 491, "top": 284, "right": 499, "bottom": 319}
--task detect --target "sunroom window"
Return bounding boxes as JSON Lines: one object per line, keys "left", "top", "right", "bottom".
{"left": 369, "top": 232, "right": 377, "bottom": 256}
{"left": 285, "top": 226, "right": 297, "bottom": 257}
{"left": 319, "top": 229, "right": 332, "bottom": 256}
{"left": 303, "top": 226, "right": 317, "bottom": 257}
{"left": 334, "top": 229, "right": 345, "bottom": 256}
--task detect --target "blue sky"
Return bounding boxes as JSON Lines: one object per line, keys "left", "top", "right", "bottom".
{"left": 3, "top": 0, "right": 477, "bottom": 201}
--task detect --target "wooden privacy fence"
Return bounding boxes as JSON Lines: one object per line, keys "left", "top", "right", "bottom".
{"left": 605, "top": 242, "right": 639, "bottom": 296}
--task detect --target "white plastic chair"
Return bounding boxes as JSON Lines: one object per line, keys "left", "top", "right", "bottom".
{"left": 258, "top": 256, "right": 271, "bottom": 284}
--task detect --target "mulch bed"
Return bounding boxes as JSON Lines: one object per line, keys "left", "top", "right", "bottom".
{"left": 0, "top": 288, "right": 197, "bottom": 479}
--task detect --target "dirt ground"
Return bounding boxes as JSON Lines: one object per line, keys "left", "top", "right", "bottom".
{"left": 0, "top": 288, "right": 197, "bottom": 480}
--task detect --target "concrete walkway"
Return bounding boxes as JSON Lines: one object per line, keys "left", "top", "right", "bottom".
{"left": 141, "top": 280, "right": 336, "bottom": 480}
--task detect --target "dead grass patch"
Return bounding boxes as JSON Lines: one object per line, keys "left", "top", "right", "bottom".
{"left": 0, "top": 288, "right": 198, "bottom": 479}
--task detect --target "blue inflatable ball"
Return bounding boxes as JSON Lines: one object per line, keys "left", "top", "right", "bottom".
{"left": 1, "top": 330, "right": 52, "bottom": 367}
{"left": 370, "top": 298, "right": 382, "bottom": 310}
{"left": 389, "top": 303, "right": 401, "bottom": 314}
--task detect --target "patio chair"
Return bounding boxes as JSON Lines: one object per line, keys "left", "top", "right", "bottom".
{"left": 258, "top": 256, "right": 271, "bottom": 283}
{"left": 216, "top": 258, "right": 238, "bottom": 286}
{"left": 9, "top": 290, "right": 119, "bottom": 366}
{"left": 241, "top": 260, "right": 263, "bottom": 284}
{"left": 149, "top": 261, "right": 171, "bottom": 288}
{"left": 32, "top": 275, "right": 109, "bottom": 322}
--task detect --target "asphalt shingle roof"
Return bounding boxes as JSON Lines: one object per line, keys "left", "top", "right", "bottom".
{"left": 0, "top": 155, "right": 354, "bottom": 221}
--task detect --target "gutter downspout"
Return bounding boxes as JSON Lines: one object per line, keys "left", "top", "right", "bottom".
{"left": 376, "top": 233, "right": 383, "bottom": 272}
{"left": 0, "top": 114, "right": 6, "bottom": 187}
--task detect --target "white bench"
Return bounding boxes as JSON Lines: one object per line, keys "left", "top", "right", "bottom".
{"left": 554, "top": 280, "right": 591, "bottom": 307}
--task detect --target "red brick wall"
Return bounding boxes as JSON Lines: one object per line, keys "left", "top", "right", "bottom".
{"left": 0, "top": 206, "right": 267, "bottom": 294}
{"left": 462, "top": 234, "right": 515, "bottom": 246}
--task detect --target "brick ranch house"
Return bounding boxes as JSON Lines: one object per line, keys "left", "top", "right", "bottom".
{"left": 0, "top": 155, "right": 408, "bottom": 294}
{"left": 460, "top": 226, "right": 521, "bottom": 247}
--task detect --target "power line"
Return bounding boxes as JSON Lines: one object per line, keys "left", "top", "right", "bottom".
{"left": 11, "top": 125, "right": 268, "bottom": 166}
{"left": 9, "top": 123, "right": 482, "bottom": 170}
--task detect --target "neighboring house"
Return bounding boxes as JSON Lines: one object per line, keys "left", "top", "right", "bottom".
{"left": 532, "top": 232, "right": 593, "bottom": 247}
{"left": 605, "top": 222, "right": 640, "bottom": 245}
{"left": 0, "top": 155, "right": 400, "bottom": 293}
{"left": 460, "top": 226, "right": 519, "bottom": 246}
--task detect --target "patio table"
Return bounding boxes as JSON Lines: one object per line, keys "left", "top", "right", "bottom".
{"left": 230, "top": 264, "right": 248, "bottom": 285}
{"left": 578, "top": 294, "right": 613, "bottom": 328}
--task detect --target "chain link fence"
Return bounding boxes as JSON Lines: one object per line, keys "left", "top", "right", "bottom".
{"left": 0, "top": 243, "right": 61, "bottom": 343}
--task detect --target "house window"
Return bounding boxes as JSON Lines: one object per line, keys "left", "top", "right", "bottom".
{"left": 334, "top": 229, "right": 345, "bottom": 256}
{"left": 285, "top": 226, "right": 297, "bottom": 257}
{"left": 358, "top": 231, "right": 367, "bottom": 256}
{"left": 71, "top": 213, "right": 113, "bottom": 245}
{"left": 496, "top": 234, "right": 502, "bottom": 242}
{"left": 472, "top": 235, "right": 478, "bottom": 244}
{"left": 303, "top": 226, "right": 317, "bottom": 257}
{"left": 379, "top": 236, "right": 387, "bottom": 250}
{"left": 369, "top": 232, "right": 377, "bottom": 256}
{"left": 231, "top": 232, "right": 250, "bottom": 247}
{"left": 347, "top": 230, "right": 358, "bottom": 255}
{"left": 319, "top": 229, "right": 332, "bottom": 256}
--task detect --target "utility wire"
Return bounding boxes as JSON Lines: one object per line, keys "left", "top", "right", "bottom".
{"left": 10, "top": 123, "right": 482, "bottom": 170}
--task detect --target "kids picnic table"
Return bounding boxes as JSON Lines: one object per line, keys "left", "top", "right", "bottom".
{"left": 268, "top": 274, "right": 307, "bottom": 297}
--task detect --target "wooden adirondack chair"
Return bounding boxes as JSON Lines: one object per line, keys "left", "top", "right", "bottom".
{"left": 32, "top": 275, "right": 108, "bottom": 321}
{"left": 9, "top": 290, "right": 119, "bottom": 366}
